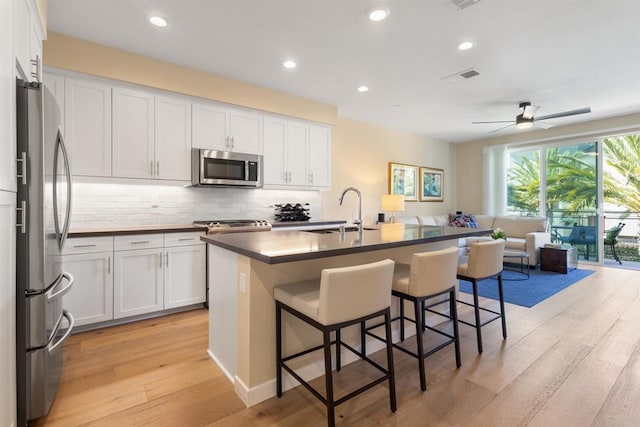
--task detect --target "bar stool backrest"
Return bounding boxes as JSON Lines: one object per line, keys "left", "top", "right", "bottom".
{"left": 408, "top": 247, "right": 459, "bottom": 297}
{"left": 466, "top": 239, "right": 506, "bottom": 279}
{"left": 319, "top": 259, "right": 395, "bottom": 325}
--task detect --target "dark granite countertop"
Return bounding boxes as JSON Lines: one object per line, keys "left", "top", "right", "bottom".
{"left": 68, "top": 224, "right": 208, "bottom": 238}
{"left": 201, "top": 224, "right": 491, "bottom": 264}
{"left": 271, "top": 220, "right": 347, "bottom": 229}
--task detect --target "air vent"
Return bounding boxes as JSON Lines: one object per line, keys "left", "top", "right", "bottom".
{"left": 451, "top": 0, "right": 482, "bottom": 10}
{"left": 460, "top": 69, "right": 480, "bottom": 79}
{"left": 441, "top": 68, "right": 480, "bottom": 84}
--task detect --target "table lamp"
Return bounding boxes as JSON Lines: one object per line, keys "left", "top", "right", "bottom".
{"left": 381, "top": 194, "right": 405, "bottom": 223}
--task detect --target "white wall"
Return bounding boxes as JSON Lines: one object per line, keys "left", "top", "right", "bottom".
{"left": 322, "top": 117, "right": 456, "bottom": 224}
{"left": 69, "top": 180, "right": 321, "bottom": 228}
{"left": 1, "top": 0, "right": 17, "bottom": 425}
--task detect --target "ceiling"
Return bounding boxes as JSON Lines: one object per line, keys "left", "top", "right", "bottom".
{"left": 47, "top": 0, "right": 640, "bottom": 143}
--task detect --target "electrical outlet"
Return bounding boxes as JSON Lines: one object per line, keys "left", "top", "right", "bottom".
{"left": 239, "top": 273, "right": 246, "bottom": 294}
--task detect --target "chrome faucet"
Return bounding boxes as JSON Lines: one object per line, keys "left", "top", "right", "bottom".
{"left": 338, "top": 187, "right": 362, "bottom": 233}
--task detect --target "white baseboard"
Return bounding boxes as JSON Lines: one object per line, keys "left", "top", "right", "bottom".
{"left": 207, "top": 349, "right": 235, "bottom": 384}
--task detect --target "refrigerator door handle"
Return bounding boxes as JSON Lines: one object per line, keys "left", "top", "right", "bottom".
{"left": 47, "top": 271, "right": 74, "bottom": 302}
{"left": 48, "top": 310, "right": 75, "bottom": 353}
{"left": 53, "top": 126, "right": 72, "bottom": 250}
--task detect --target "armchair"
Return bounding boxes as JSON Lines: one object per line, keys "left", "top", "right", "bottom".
{"left": 559, "top": 224, "right": 597, "bottom": 260}
{"left": 604, "top": 223, "right": 625, "bottom": 264}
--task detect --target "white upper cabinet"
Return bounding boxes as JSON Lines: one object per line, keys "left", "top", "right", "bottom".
{"left": 263, "top": 118, "right": 288, "bottom": 185}
{"left": 287, "top": 122, "right": 309, "bottom": 185}
{"left": 229, "top": 110, "right": 262, "bottom": 154}
{"left": 308, "top": 125, "right": 331, "bottom": 188}
{"left": 13, "top": 0, "right": 43, "bottom": 82}
{"left": 112, "top": 87, "right": 155, "bottom": 179}
{"left": 155, "top": 95, "right": 191, "bottom": 181}
{"left": 1, "top": 0, "right": 15, "bottom": 193}
{"left": 263, "top": 116, "right": 332, "bottom": 189}
{"left": 192, "top": 102, "right": 262, "bottom": 155}
{"left": 192, "top": 102, "right": 228, "bottom": 151}
{"left": 65, "top": 78, "right": 112, "bottom": 177}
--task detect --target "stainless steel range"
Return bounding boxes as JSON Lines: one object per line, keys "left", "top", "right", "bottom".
{"left": 194, "top": 219, "right": 272, "bottom": 234}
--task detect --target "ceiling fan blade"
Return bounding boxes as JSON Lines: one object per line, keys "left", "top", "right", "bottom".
{"left": 522, "top": 104, "right": 540, "bottom": 119}
{"left": 536, "top": 107, "right": 591, "bottom": 121}
{"left": 488, "top": 123, "right": 516, "bottom": 134}
{"left": 472, "top": 120, "right": 514, "bottom": 124}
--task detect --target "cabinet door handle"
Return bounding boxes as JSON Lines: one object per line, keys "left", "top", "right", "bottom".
{"left": 166, "top": 252, "right": 169, "bottom": 267}
{"left": 16, "top": 201, "right": 26, "bottom": 234}
{"left": 178, "top": 237, "right": 195, "bottom": 241}
{"left": 30, "top": 55, "right": 41, "bottom": 82}
{"left": 225, "top": 136, "right": 230, "bottom": 149}
{"left": 130, "top": 240, "right": 151, "bottom": 245}
{"left": 17, "top": 152, "right": 27, "bottom": 186}
{"left": 156, "top": 161, "right": 160, "bottom": 176}
{"left": 107, "top": 256, "right": 111, "bottom": 274}
{"left": 72, "top": 244, "right": 97, "bottom": 248}
{"left": 231, "top": 136, "right": 235, "bottom": 149}
{"left": 309, "top": 172, "right": 313, "bottom": 184}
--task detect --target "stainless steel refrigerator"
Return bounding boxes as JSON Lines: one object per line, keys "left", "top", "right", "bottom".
{"left": 16, "top": 79, "right": 75, "bottom": 425}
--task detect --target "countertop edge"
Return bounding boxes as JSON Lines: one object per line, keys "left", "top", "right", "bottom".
{"left": 68, "top": 224, "right": 208, "bottom": 238}
{"left": 202, "top": 227, "right": 492, "bottom": 264}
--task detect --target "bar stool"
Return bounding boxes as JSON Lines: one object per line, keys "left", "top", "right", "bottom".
{"left": 456, "top": 239, "right": 506, "bottom": 354}
{"left": 274, "top": 259, "right": 396, "bottom": 427}
{"left": 366, "top": 247, "right": 461, "bottom": 391}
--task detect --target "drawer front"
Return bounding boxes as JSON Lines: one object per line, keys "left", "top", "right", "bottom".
{"left": 164, "top": 231, "right": 206, "bottom": 247}
{"left": 62, "top": 236, "right": 114, "bottom": 255}
{"left": 114, "top": 234, "right": 164, "bottom": 251}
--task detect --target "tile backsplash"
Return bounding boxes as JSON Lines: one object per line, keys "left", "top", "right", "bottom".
{"left": 69, "top": 181, "right": 322, "bottom": 228}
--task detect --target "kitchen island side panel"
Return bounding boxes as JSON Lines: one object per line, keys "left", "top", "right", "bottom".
{"left": 208, "top": 246, "right": 238, "bottom": 383}
{"left": 229, "top": 240, "right": 455, "bottom": 405}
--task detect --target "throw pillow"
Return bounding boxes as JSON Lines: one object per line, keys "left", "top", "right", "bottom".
{"left": 449, "top": 213, "right": 478, "bottom": 228}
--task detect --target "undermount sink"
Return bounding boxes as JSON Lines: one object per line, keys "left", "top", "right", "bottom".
{"left": 303, "top": 226, "right": 376, "bottom": 234}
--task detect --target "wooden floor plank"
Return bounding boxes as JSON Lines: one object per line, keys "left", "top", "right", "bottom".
{"left": 34, "top": 266, "right": 640, "bottom": 426}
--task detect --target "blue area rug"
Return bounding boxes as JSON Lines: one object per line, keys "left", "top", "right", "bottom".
{"left": 458, "top": 268, "right": 595, "bottom": 308}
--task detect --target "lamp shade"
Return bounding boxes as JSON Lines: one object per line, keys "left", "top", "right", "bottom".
{"left": 381, "top": 194, "right": 405, "bottom": 212}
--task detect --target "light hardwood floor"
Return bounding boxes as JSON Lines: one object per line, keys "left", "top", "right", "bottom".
{"left": 35, "top": 265, "right": 640, "bottom": 426}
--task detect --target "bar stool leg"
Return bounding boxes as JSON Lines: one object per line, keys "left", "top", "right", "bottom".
{"left": 335, "top": 329, "right": 342, "bottom": 371}
{"left": 384, "top": 309, "right": 397, "bottom": 412}
{"left": 472, "top": 279, "right": 483, "bottom": 354}
{"left": 399, "top": 295, "right": 405, "bottom": 342}
{"left": 497, "top": 273, "right": 507, "bottom": 339}
{"left": 323, "top": 328, "right": 335, "bottom": 427}
{"left": 414, "top": 298, "right": 427, "bottom": 391}
{"left": 276, "top": 302, "right": 283, "bottom": 397}
{"left": 360, "top": 321, "right": 366, "bottom": 357}
{"left": 450, "top": 289, "right": 461, "bottom": 368}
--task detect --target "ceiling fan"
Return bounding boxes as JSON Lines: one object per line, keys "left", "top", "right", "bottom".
{"left": 472, "top": 102, "right": 591, "bottom": 134}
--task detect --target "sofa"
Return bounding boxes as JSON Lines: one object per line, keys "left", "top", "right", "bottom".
{"left": 395, "top": 214, "right": 551, "bottom": 267}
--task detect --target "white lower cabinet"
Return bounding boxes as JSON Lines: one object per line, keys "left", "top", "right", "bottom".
{"left": 164, "top": 244, "right": 206, "bottom": 309}
{"left": 59, "top": 231, "right": 205, "bottom": 328}
{"left": 57, "top": 236, "right": 114, "bottom": 327}
{"left": 113, "top": 247, "right": 164, "bottom": 319}
{"left": 58, "top": 251, "right": 113, "bottom": 326}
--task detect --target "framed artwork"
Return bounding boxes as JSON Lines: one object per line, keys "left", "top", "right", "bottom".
{"left": 388, "top": 162, "right": 418, "bottom": 202}
{"left": 420, "top": 166, "right": 444, "bottom": 202}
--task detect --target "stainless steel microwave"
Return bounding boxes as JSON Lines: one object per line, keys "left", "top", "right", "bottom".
{"left": 191, "top": 149, "right": 263, "bottom": 188}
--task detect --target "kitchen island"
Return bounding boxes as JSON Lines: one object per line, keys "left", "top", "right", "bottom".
{"left": 202, "top": 224, "right": 491, "bottom": 406}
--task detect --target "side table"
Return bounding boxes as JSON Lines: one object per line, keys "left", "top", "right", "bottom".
{"left": 540, "top": 246, "right": 578, "bottom": 274}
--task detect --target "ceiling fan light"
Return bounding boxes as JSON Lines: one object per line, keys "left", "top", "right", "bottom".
{"left": 515, "top": 121, "right": 533, "bottom": 130}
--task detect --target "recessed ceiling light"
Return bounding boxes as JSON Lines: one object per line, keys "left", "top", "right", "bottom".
{"left": 149, "top": 16, "right": 168, "bottom": 27}
{"left": 357, "top": 86, "right": 369, "bottom": 93}
{"left": 369, "top": 8, "right": 390, "bottom": 22}
{"left": 458, "top": 41, "right": 474, "bottom": 51}
{"left": 283, "top": 60, "right": 297, "bottom": 69}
